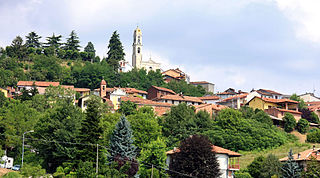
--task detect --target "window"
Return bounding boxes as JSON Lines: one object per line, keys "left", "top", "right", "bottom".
{"left": 192, "top": 102, "right": 195, "bottom": 105}
{"left": 103, "top": 86, "right": 105, "bottom": 90}
{"left": 172, "top": 100, "right": 174, "bottom": 104}
{"left": 165, "top": 100, "right": 167, "bottom": 103}
{"left": 138, "top": 47, "right": 140, "bottom": 53}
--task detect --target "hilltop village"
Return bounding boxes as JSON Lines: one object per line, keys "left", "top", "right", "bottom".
{"left": 1, "top": 27, "right": 320, "bottom": 177}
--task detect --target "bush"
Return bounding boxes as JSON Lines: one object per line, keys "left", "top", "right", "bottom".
{"left": 310, "top": 112, "right": 320, "bottom": 124}
{"left": 296, "top": 118, "right": 309, "bottom": 134}
{"left": 307, "top": 129, "right": 320, "bottom": 143}
{"left": 235, "top": 172, "right": 253, "bottom": 178}
{"left": 20, "top": 163, "right": 46, "bottom": 177}
{"left": 2, "top": 172, "right": 22, "bottom": 178}
{"left": 283, "top": 113, "right": 296, "bottom": 132}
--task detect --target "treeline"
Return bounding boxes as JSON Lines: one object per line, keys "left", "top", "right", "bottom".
{"left": 0, "top": 90, "right": 295, "bottom": 177}
{"left": 0, "top": 30, "right": 205, "bottom": 96}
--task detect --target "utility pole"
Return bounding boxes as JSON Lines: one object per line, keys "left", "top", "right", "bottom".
{"left": 96, "top": 144, "right": 99, "bottom": 177}
{"left": 22, "top": 130, "right": 34, "bottom": 168}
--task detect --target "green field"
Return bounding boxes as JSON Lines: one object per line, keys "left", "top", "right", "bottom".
{"left": 239, "top": 141, "right": 320, "bottom": 169}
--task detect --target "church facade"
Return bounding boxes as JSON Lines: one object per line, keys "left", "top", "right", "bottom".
{"left": 132, "top": 27, "right": 161, "bottom": 72}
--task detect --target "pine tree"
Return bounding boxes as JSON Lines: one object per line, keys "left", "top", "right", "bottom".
{"left": 25, "top": 31, "right": 42, "bottom": 48}
{"left": 64, "top": 30, "right": 81, "bottom": 51}
{"left": 108, "top": 116, "right": 138, "bottom": 177}
{"left": 281, "top": 149, "right": 302, "bottom": 178}
{"left": 78, "top": 96, "right": 103, "bottom": 162}
{"left": 170, "top": 135, "right": 221, "bottom": 178}
{"left": 84, "top": 42, "right": 96, "bottom": 61}
{"left": 45, "top": 33, "right": 62, "bottom": 49}
{"left": 106, "top": 31, "right": 125, "bottom": 71}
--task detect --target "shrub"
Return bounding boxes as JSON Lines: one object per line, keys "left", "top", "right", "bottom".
{"left": 235, "top": 172, "right": 253, "bottom": 178}
{"left": 307, "top": 129, "right": 320, "bottom": 143}
{"left": 296, "top": 118, "right": 309, "bottom": 134}
{"left": 2, "top": 172, "right": 22, "bottom": 178}
{"left": 283, "top": 113, "right": 296, "bottom": 132}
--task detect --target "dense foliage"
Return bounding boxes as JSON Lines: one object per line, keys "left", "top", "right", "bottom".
{"left": 283, "top": 113, "right": 296, "bottom": 132}
{"left": 296, "top": 118, "right": 309, "bottom": 134}
{"left": 169, "top": 135, "right": 221, "bottom": 178}
{"left": 247, "top": 154, "right": 281, "bottom": 178}
{"left": 307, "top": 128, "right": 320, "bottom": 143}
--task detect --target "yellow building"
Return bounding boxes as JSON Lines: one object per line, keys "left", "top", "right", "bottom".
{"left": 0, "top": 88, "right": 8, "bottom": 98}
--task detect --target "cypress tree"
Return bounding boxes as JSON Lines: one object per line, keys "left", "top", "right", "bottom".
{"left": 108, "top": 116, "right": 138, "bottom": 177}
{"left": 25, "top": 31, "right": 42, "bottom": 48}
{"left": 281, "top": 149, "right": 302, "bottom": 178}
{"left": 170, "top": 135, "right": 221, "bottom": 178}
{"left": 106, "top": 31, "right": 125, "bottom": 71}
{"left": 64, "top": 30, "right": 81, "bottom": 51}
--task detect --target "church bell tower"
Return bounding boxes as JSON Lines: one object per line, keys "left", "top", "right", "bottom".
{"left": 132, "top": 27, "right": 143, "bottom": 68}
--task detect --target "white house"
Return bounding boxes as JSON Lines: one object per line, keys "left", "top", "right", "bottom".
{"left": 166, "top": 145, "right": 241, "bottom": 178}
{"left": 299, "top": 93, "right": 320, "bottom": 102}
{"left": 0, "top": 155, "right": 14, "bottom": 169}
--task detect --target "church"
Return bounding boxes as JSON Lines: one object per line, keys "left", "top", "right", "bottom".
{"left": 131, "top": 27, "right": 161, "bottom": 72}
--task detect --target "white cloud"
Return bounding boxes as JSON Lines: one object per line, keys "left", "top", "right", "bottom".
{"left": 274, "top": 0, "right": 320, "bottom": 43}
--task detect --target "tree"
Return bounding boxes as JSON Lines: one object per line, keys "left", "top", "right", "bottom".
{"left": 161, "top": 103, "right": 197, "bottom": 147}
{"left": 20, "top": 163, "right": 46, "bottom": 177}
{"left": 25, "top": 31, "right": 42, "bottom": 48}
{"left": 281, "top": 149, "right": 302, "bottom": 178}
{"left": 250, "top": 110, "right": 273, "bottom": 125}
{"left": 45, "top": 33, "right": 62, "bottom": 49}
{"left": 260, "top": 154, "right": 282, "bottom": 178}
{"left": 302, "top": 156, "right": 320, "bottom": 178}
{"left": 108, "top": 116, "right": 138, "bottom": 177}
{"left": 310, "top": 112, "right": 320, "bottom": 124}
{"left": 32, "top": 101, "right": 84, "bottom": 172}
{"left": 78, "top": 96, "right": 103, "bottom": 163}
{"left": 84, "top": 42, "right": 96, "bottom": 61}
{"left": 106, "top": 31, "right": 125, "bottom": 71}
{"left": 118, "top": 101, "right": 137, "bottom": 116}
{"left": 7, "top": 36, "right": 27, "bottom": 60}
{"left": 290, "top": 94, "right": 306, "bottom": 110}
{"left": 247, "top": 156, "right": 265, "bottom": 178}
{"left": 169, "top": 135, "right": 221, "bottom": 178}
{"left": 307, "top": 128, "right": 320, "bottom": 143}
{"left": 283, "top": 113, "right": 297, "bottom": 132}
{"left": 164, "top": 80, "right": 206, "bottom": 97}
{"left": 64, "top": 30, "right": 81, "bottom": 51}
{"left": 296, "top": 118, "right": 309, "bottom": 134}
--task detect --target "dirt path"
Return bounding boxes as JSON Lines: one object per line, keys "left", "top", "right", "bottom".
{"left": 291, "top": 130, "right": 307, "bottom": 143}
{"left": 0, "top": 168, "right": 15, "bottom": 176}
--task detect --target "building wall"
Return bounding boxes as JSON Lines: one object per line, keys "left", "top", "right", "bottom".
{"left": 248, "top": 97, "right": 278, "bottom": 110}
{"left": 300, "top": 94, "right": 320, "bottom": 102}
{"left": 147, "top": 87, "right": 159, "bottom": 100}
{"left": 216, "top": 154, "right": 229, "bottom": 178}
{"left": 140, "top": 61, "right": 161, "bottom": 72}
{"left": 0, "top": 88, "right": 8, "bottom": 97}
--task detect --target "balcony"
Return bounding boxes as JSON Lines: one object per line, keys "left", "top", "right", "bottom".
{"left": 228, "top": 157, "right": 240, "bottom": 170}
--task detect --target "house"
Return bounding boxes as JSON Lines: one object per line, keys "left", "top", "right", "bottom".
{"left": 74, "top": 88, "right": 90, "bottom": 97}
{"left": 119, "top": 60, "right": 133, "bottom": 73}
{"left": 0, "top": 88, "right": 8, "bottom": 97}
{"left": 246, "top": 89, "right": 283, "bottom": 101}
{"left": 279, "top": 147, "right": 320, "bottom": 170}
{"left": 217, "top": 93, "right": 248, "bottom": 109}
{"left": 299, "top": 93, "right": 320, "bottom": 102}
{"left": 166, "top": 145, "right": 241, "bottom": 178}
{"left": 246, "top": 96, "right": 301, "bottom": 121}
{"left": 306, "top": 101, "right": 320, "bottom": 118}
{"left": 0, "top": 155, "right": 14, "bottom": 169}
{"left": 216, "top": 88, "right": 245, "bottom": 99}
{"left": 190, "top": 81, "right": 215, "bottom": 93}
{"left": 152, "top": 94, "right": 203, "bottom": 106}
{"left": 78, "top": 94, "right": 114, "bottom": 112}
{"left": 198, "top": 95, "right": 221, "bottom": 104}
{"left": 194, "top": 103, "right": 228, "bottom": 117}
{"left": 17, "top": 81, "right": 60, "bottom": 94}
{"left": 121, "top": 96, "right": 173, "bottom": 116}
{"left": 162, "top": 68, "right": 190, "bottom": 83}
{"left": 147, "top": 85, "right": 176, "bottom": 100}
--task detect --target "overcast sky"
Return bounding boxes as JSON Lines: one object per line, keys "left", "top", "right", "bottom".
{"left": 1, "top": 0, "right": 320, "bottom": 95}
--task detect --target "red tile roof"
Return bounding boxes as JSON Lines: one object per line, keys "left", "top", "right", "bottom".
{"left": 257, "top": 89, "right": 282, "bottom": 96}
{"left": 219, "top": 93, "right": 248, "bottom": 102}
{"left": 74, "top": 88, "right": 90, "bottom": 92}
{"left": 280, "top": 148, "right": 320, "bottom": 162}
{"left": 154, "top": 94, "right": 203, "bottom": 103}
{"left": 307, "top": 101, "right": 320, "bottom": 106}
{"left": 121, "top": 96, "right": 173, "bottom": 107}
{"left": 17, "top": 81, "right": 60, "bottom": 87}
{"left": 261, "top": 97, "right": 299, "bottom": 104}
{"left": 61, "top": 85, "right": 75, "bottom": 89}
{"left": 308, "top": 104, "right": 320, "bottom": 111}
{"left": 198, "top": 95, "right": 220, "bottom": 100}
{"left": 167, "top": 145, "right": 241, "bottom": 157}
{"left": 151, "top": 86, "right": 176, "bottom": 95}
{"left": 276, "top": 108, "right": 302, "bottom": 115}
{"left": 104, "top": 87, "right": 147, "bottom": 95}
{"left": 101, "top": 79, "right": 107, "bottom": 85}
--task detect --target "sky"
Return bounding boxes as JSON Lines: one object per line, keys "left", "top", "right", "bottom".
{"left": 1, "top": 0, "right": 320, "bottom": 95}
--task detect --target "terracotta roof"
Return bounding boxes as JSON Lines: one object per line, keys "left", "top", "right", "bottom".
{"left": 276, "top": 108, "right": 302, "bottom": 115}
{"left": 121, "top": 96, "right": 173, "bottom": 107}
{"left": 308, "top": 104, "right": 320, "bottom": 111}
{"left": 219, "top": 93, "right": 248, "bottom": 102}
{"left": 190, "top": 81, "right": 212, "bottom": 85}
{"left": 217, "top": 92, "right": 236, "bottom": 95}
{"left": 17, "top": 81, "right": 60, "bottom": 87}
{"left": 74, "top": 88, "right": 90, "bottom": 92}
{"left": 307, "top": 101, "right": 320, "bottom": 106}
{"left": 261, "top": 97, "right": 299, "bottom": 104}
{"left": 198, "top": 95, "right": 220, "bottom": 100}
{"left": 154, "top": 94, "right": 203, "bottom": 103}
{"left": 167, "top": 145, "right": 241, "bottom": 157}
{"left": 151, "top": 86, "right": 176, "bottom": 95}
{"left": 101, "top": 79, "right": 107, "bottom": 85}
{"left": 124, "top": 88, "right": 148, "bottom": 95}
{"left": 61, "top": 85, "right": 75, "bottom": 89}
{"left": 280, "top": 148, "right": 320, "bottom": 162}
{"left": 257, "top": 89, "right": 282, "bottom": 96}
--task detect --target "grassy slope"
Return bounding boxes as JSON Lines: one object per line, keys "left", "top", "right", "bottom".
{"left": 239, "top": 141, "right": 320, "bottom": 169}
